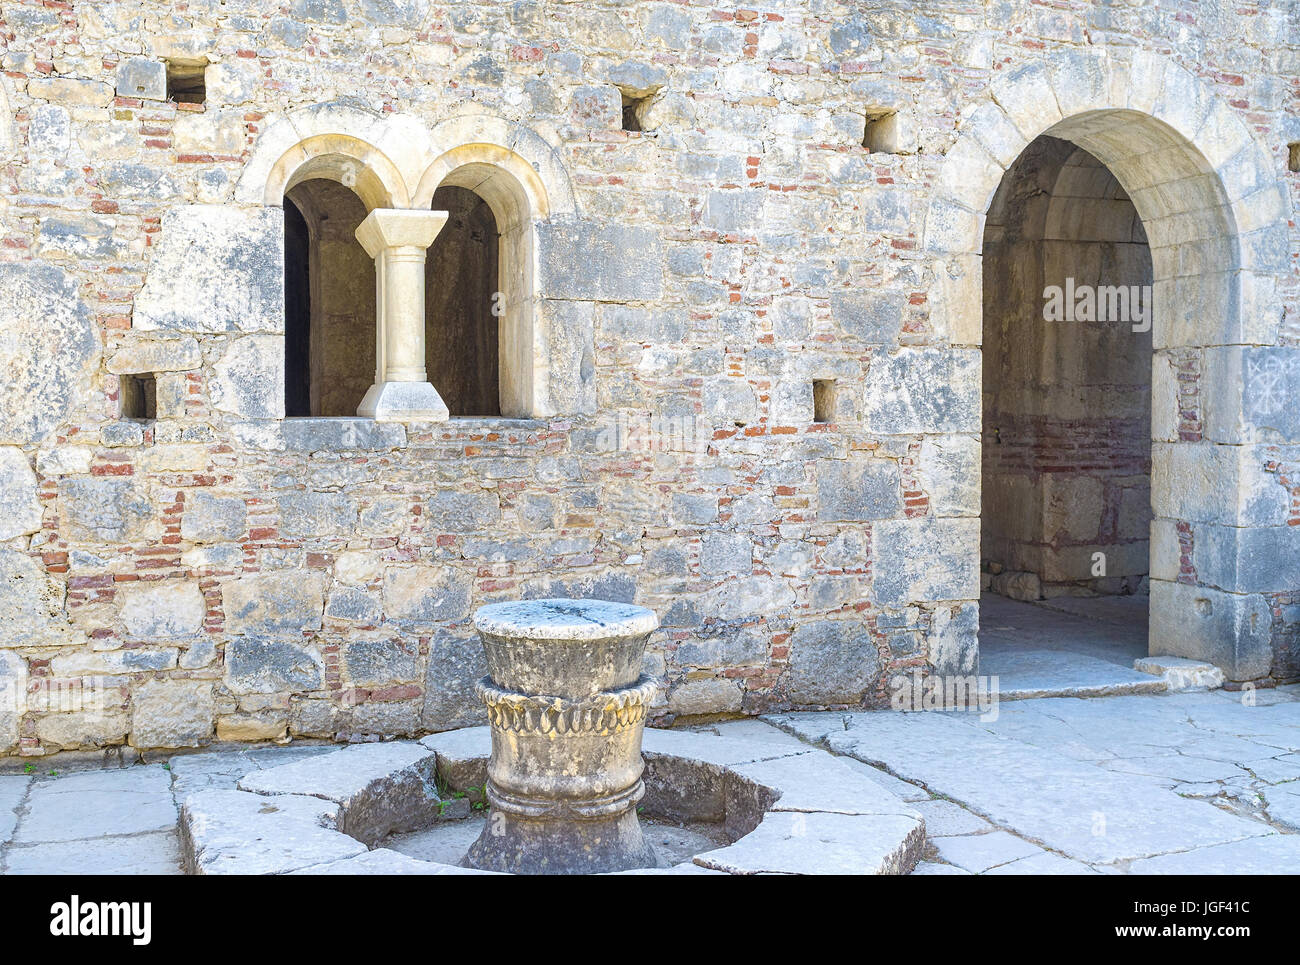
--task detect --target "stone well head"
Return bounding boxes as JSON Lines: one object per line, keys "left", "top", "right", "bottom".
{"left": 463, "top": 598, "right": 662, "bottom": 875}
{"left": 474, "top": 598, "right": 657, "bottom": 698}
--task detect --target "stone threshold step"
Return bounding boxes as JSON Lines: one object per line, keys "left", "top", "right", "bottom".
{"left": 984, "top": 654, "right": 1222, "bottom": 703}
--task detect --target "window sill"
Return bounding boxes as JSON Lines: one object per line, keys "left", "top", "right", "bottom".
{"left": 270, "top": 416, "right": 552, "bottom": 452}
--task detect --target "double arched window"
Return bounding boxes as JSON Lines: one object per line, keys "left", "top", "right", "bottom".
{"left": 250, "top": 113, "right": 571, "bottom": 422}
{"left": 282, "top": 178, "right": 501, "bottom": 418}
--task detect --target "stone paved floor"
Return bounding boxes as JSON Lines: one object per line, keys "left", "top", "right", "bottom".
{"left": 770, "top": 685, "right": 1300, "bottom": 873}
{"left": 2, "top": 686, "right": 1298, "bottom": 874}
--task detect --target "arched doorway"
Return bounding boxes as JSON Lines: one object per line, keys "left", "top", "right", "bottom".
{"left": 980, "top": 135, "right": 1156, "bottom": 685}
{"left": 922, "top": 53, "right": 1294, "bottom": 685}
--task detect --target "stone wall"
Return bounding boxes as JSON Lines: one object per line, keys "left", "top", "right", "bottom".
{"left": 0, "top": 0, "right": 1297, "bottom": 756}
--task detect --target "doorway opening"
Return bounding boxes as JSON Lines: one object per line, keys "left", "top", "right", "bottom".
{"left": 980, "top": 134, "right": 1157, "bottom": 695}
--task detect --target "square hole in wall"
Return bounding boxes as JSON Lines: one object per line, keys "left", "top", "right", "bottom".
{"left": 1289, "top": 142, "right": 1300, "bottom": 173}
{"left": 862, "top": 110, "right": 900, "bottom": 154}
{"left": 621, "top": 92, "right": 648, "bottom": 133}
{"left": 812, "top": 379, "right": 837, "bottom": 424}
{"left": 121, "top": 373, "right": 157, "bottom": 421}
{"left": 166, "top": 60, "right": 207, "bottom": 106}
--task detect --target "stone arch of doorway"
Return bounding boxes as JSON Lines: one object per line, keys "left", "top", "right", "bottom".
{"left": 923, "top": 50, "right": 1295, "bottom": 682}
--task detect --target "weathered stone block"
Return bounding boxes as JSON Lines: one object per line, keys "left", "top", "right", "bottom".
{"left": 211, "top": 335, "right": 285, "bottom": 419}
{"left": 119, "top": 580, "right": 205, "bottom": 639}
{"left": 383, "top": 565, "right": 471, "bottom": 623}
{"left": 0, "top": 652, "right": 26, "bottom": 753}
{"left": 425, "top": 490, "right": 500, "bottom": 531}
{"left": 35, "top": 709, "right": 129, "bottom": 750}
{"left": 786, "top": 620, "right": 880, "bottom": 705}
{"left": 703, "top": 189, "right": 766, "bottom": 235}
{"left": 544, "top": 299, "right": 597, "bottom": 416}
{"left": 1151, "top": 442, "right": 1287, "bottom": 528}
{"left": 276, "top": 490, "right": 359, "bottom": 537}
{"left": 674, "top": 627, "right": 767, "bottom": 668}
{"left": 927, "top": 602, "right": 979, "bottom": 676}
{"left": 182, "top": 492, "right": 248, "bottom": 543}
{"left": 420, "top": 630, "right": 488, "bottom": 731}
{"left": 106, "top": 336, "right": 202, "bottom": 375}
{"left": 237, "top": 741, "right": 441, "bottom": 846}
{"left": 173, "top": 110, "right": 248, "bottom": 156}
{"left": 537, "top": 218, "right": 663, "bottom": 301}
{"left": 817, "top": 457, "right": 903, "bottom": 521}
{"left": 100, "top": 421, "right": 144, "bottom": 447}
{"left": 130, "top": 679, "right": 216, "bottom": 748}
{"left": 325, "top": 587, "right": 383, "bottom": 624}
{"left": 342, "top": 637, "right": 418, "bottom": 687}
{"left": 279, "top": 418, "right": 406, "bottom": 451}
{"left": 668, "top": 676, "right": 744, "bottom": 717}
{"left": 0, "top": 263, "right": 96, "bottom": 445}
{"left": 222, "top": 572, "right": 325, "bottom": 635}
{"left": 27, "top": 77, "right": 114, "bottom": 106}
{"left": 180, "top": 789, "right": 356, "bottom": 875}
{"left": 832, "top": 291, "right": 904, "bottom": 344}
{"left": 1192, "top": 523, "right": 1300, "bottom": 594}
{"left": 862, "top": 348, "right": 980, "bottom": 434}
{"left": 918, "top": 434, "right": 981, "bottom": 516}
{"left": 1149, "top": 579, "right": 1272, "bottom": 681}
{"left": 872, "top": 517, "right": 980, "bottom": 606}
{"left": 225, "top": 637, "right": 324, "bottom": 694}
{"left": 114, "top": 57, "right": 167, "bottom": 100}
{"left": 0, "top": 550, "right": 83, "bottom": 649}
{"left": 699, "top": 533, "right": 753, "bottom": 578}
{"left": 134, "top": 206, "right": 284, "bottom": 334}
{"left": 58, "top": 478, "right": 153, "bottom": 542}
{"left": 0, "top": 447, "right": 42, "bottom": 539}
{"left": 36, "top": 215, "right": 120, "bottom": 260}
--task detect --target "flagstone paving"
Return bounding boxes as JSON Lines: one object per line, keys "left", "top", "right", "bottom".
{"left": 0, "top": 686, "right": 1297, "bottom": 874}
{"left": 768, "top": 684, "right": 1300, "bottom": 873}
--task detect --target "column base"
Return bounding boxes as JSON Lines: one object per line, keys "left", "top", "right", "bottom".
{"left": 462, "top": 803, "right": 661, "bottom": 875}
{"left": 356, "top": 381, "right": 449, "bottom": 422}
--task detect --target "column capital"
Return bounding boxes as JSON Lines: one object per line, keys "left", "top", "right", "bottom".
{"left": 354, "top": 208, "right": 449, "bottom": 258}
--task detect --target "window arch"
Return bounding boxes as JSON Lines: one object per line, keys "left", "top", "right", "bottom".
{"left": 283, "top": 178, "right": 375, "bottom": 417}
{"left": 415, "top": 148, "right": 553, "bottom": 420}
{"left": 241, "top": 109, "right": 581, "bottom": 421}
{"left": 425, "top": 184, "right": 500, "bottom": 416}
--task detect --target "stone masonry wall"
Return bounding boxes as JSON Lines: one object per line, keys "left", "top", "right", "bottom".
{"left": 0, "top": 0, "right": 1297, "bottom": 755}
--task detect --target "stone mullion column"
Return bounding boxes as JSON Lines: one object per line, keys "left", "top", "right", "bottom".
{"left": 354, "top": 208, "right": 450, "bottom": 421}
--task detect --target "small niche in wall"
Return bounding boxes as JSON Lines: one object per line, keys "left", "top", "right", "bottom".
{"left": 1289, "top": 143, "right": 1299, "bottom": 173}
{"left": 621, "top": 92, "right": 649, "bottom": 133}
{"left": 812, "top": 379, "right": 837, "bottom": 424}
{"left": 121, "top": 373, "right": 157, "bottom": 421}
{"left": 862, "top": 109, "right": 901, "bottom": 154}
{"left": 167, "top": 60, "right": 207, "bottom": 106}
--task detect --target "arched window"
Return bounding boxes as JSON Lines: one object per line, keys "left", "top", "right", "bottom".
{"left": 249, "top": 114, "right": 579, "bottom": 422}
{"left": 282, "top": 179, "right": 376, "bottom": 417}
{"left": 425, "top": 185, "right": 500, "bottom": 417}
